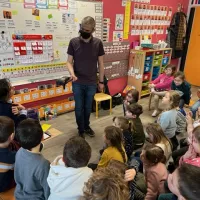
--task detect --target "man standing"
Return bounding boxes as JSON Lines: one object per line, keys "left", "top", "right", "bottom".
{"left": 67, "top": 16, "right": 105, "bottom": 138}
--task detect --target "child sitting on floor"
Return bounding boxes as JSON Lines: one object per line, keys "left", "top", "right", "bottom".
{"left": 179, "top": 112, "right": 200, "bottom": 166}
{"left": 126, "top": 103, "right": 145, "bottom": 150}
{"left": 123, "top": 89, "right": 139, "bottom": 116}
{"left": 0, "top": 78, "right": 27, "bottom": 128}
{"left": 113, "top": 116, "right": 134, "bottom": 159}
{"left": 0, "top": 116, "right": 16, "bottom": 192}
{"left": 98, "top": 126, "right": 127, "bottom": 168}
{"left": 171, "top": 71, "right": 191, "bottom": 109}
{"left": 158, "top": 90, "right": 180, "bottom": 151}
{"left": 14, "top": 119, "right": 50, "bottom": 200}
{"left": 159, "top": 163, "right": 200, "bottom": 200}
{"left": 107, "top": 159, "right": 146, "bottom": 200}
{"left": 47, "top": 136, "right": 93, "bottom": 200}
{"left": 146, "top": 123, "right": 172, "bottom": 161}
{"left": 140, "top": 144, "right": 168, "bottom": 200}
{"left": 82, "top": 167, "right": 130, "bottom": 200}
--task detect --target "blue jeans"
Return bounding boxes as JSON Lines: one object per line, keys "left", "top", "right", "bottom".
{"left": 191, "top": 100, "right": 200, "bottom": 119}
{"left": 72, "top": 83, "right": 96, "bottom": 133}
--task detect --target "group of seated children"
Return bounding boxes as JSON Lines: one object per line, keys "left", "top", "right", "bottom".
{"left": 1, "top": 65, "right": 200, "bottom": 200}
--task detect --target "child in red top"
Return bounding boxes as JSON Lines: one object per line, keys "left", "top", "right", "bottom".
{"left": 149, "top": 64, "right": 176, "bottom": 117}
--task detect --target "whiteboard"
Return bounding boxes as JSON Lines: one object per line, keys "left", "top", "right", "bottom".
{"left": 0, "top": 0, "right": 103, "bottom": 85}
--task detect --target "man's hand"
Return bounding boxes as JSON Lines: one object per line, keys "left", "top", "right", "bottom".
{"left": 71, "top": 74, "right": 78, "bottom": 82}
{"left": 98, "top": 83, "right": 104, "bottom": 92}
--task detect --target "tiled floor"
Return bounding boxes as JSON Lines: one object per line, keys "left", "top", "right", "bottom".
{"left": 42, "top": 86, "right": 199, "bottom": 163}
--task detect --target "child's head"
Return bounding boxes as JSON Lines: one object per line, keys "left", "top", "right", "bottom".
{"left": 141, "top": 144, "right": 166, "bottom": 165}
{"left": 174, "top": 71, "right": 185, "bottom": 86}
{"left": 190, "top": 126, "right": 200, "bottom": 154}
{"left": 113, "top": 116, "right": 129, "bottom": 131}
{"left": 0, "top": 116, "right": 14, "bottom": 146}
{"left": 63, "top": 136, "right": 91, "bottom": 168}
{"left": 83, "top": 167, "right": 129, "bottom": 200}
{"left": 0, "top": 78, "right": 14, "bottom": 102}
{"left": 164, "top": 64, "right": 176, "bottom": 76}
{"left": 125, "top": 89, "right": 139, "bottom": 103}
{"left": 107, "top": 159, "right": 128, "bottom": 176}
{"left": 146, "top": 123, "right": 172, "bottom": 146}
{"left": 104, "top": 126, "right": 126, "bottom": 163}
{"left": 168, "top": 163, "right": 200, "bottom": 200}
{"left": 126, "top": 103, "right": 143, "bottom": 118}
{"left": 161, "top": 90, "right": 180, "bottom": 110}
{"left": 16, "top": 119, "right": 43, "bottom": 151}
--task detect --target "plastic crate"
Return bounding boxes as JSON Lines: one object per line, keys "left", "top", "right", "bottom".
{"left": 162, "top": 57, "right": 169, "bottom": 65}
{"left": 153, "top": 66, "right": 160, "bottom": 76}
{"left": 164, "top": 50, "right": 171, "bottom": 54}
{"left": 145, "top": 60, "right": 152, "bottom": 67}
{"left": 143, "top": 73, "right": 151, "bottom": 81}
{"left": 153, "top": 59, "right": 162, "bottom": 66}
{"left": 154, "top": 54, "right": 162, "bottom": 60}
{"left": 145, "top": 55, "right": 153, "bottom": 61}
{"left": 144, "top": 65, "right": 151, "bottom": 73}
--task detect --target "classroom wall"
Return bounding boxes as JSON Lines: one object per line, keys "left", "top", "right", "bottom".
{"left": 104, "top": 0, "right": 190, "bottom": 95}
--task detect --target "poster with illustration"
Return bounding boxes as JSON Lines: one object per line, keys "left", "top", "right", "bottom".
{"left": 115, "top": 14, "right": 124, "bottom": 30}
{"left": 113, "top": 31, "right": 123, "bottom": 41}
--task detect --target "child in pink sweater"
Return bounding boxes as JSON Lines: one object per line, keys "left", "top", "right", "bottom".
{"left": 179, "top": 112, "right": 200, "bottom": 166}
{"left": 141, "top": 144, "right": 168, "bottom": 200}
{"left": 149, "top": 64, "right": 176, "bottom": 117}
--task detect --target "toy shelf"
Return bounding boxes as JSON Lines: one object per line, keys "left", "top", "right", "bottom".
{"left": 12, "top": 82, "right": 72, "bottom": 105}
{"left": 127, "top": 48, "right": 172, "bottom": 98}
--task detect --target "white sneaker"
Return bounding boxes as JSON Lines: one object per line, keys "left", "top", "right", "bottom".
{"left": 152, "top": 110, "right": 158, "bottom": 117}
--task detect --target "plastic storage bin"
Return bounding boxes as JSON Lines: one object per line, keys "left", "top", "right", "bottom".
{"left": 143, "top": 73, "right": 151, "bottom": 81}
{"left": 152, "top": 67, "right": 160, "bottom": 80}
{"left": 154, "top": 55, "right": 163, "bottom": 60}
{"left": 153, "top": 59, "right": 162, "bottom": 66}
{"left": 145, "top": 55, "right": 153, "bottom": 61}
{"left": 144, "top": 65, "right": 151, "bottom": 73}
{"left": 145, "top": 60, "right": 152, "bottom": 67}
{"left": 164, "top": 50, "right": 171, "bottom": 54}
{"left": 162, "top": 57, "right": 169, "bottom": 65}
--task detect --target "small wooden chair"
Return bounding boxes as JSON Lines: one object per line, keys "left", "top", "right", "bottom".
{"left": 94, "top": 93, "right": 112, "bottom": 118}
{"left": 0, "top": 188, "right": 15, "bottom": 200}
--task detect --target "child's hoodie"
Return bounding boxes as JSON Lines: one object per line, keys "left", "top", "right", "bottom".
{"left": 47, "top": 156, "right": 93, "bottom": 200}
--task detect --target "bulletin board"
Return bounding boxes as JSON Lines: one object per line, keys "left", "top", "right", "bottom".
{"left": 0, "top": 0, "right": 103, "bottom": 85}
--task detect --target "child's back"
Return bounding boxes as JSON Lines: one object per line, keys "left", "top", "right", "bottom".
{"left": 48, "top": 156, "right": 93, "bottom": 200}
{"left": 47, "top": 136, "right": 93, "bottom": 200}
{"left": 14, "top": 119, "right": 50, "bottom": 200}
{"left": 130, "top": 118, "right": 145, "bottom": 148}
{"left": 15, "top": 148, "right": 50, "bottom": 200}
{"left": 158, "top": 109, "right": 177, "bottom": 139}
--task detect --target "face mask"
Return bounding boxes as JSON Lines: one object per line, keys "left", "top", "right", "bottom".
{"left": 79, "top": 30, "right": 91, "bottom": 39}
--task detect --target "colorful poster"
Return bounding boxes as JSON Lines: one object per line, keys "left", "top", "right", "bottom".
{"left": 113, "top": 31, "right": 123, "bottom": 41}
{"left": 123, "top": 0, "right": 131, "bottom": 39}
{"left": 115, "top": 14, "right": 124, "bottom": 30}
